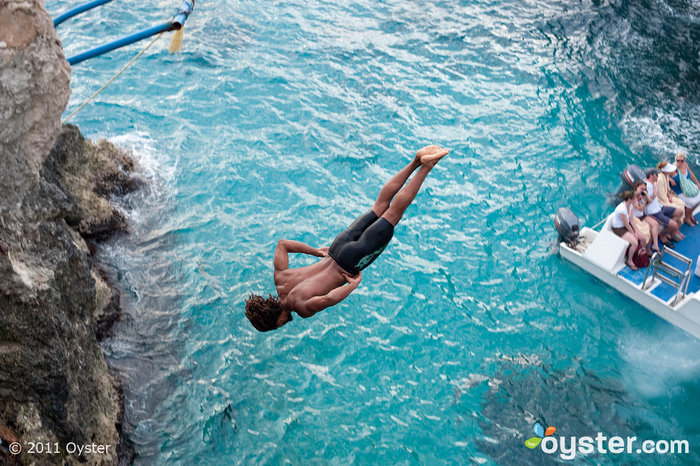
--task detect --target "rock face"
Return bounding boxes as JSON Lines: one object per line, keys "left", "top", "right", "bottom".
{"left": 0, "top": 2, "right": 136, "bottom": 465}
{"left": 0, "top": 0, "right": 71, "bottom": 216}
{"left": 0, "top": 126, "right": 139, "bottom": 466}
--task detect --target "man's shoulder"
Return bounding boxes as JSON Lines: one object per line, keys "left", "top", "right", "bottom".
{"left": 273, "top": 267, "right": 295, "bottom": 288}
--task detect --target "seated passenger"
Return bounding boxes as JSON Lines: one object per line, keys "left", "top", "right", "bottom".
{"left": 631, "top": 181, "right": 661, "bottom": 254}
{"left": 671, "top": 152, "right": 700, "bottom": 226}
{"left": 611, "top": 190, "right": 643, "bottom": 270}
{"left": 657, "top": 160, "right": 686, "bottom": 225}
{"left": 644, "top": 168, "right": 684, "bottom": 242}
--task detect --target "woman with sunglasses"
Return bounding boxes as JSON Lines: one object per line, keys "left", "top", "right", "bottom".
{"left": 656, "top": 160, "right": 686, "bottom": 225}
{"left": 671, "top": 152, "right": 700, "bottom": 226}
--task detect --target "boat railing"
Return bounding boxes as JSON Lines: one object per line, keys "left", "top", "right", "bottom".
{"left": 642, "top": 249, "right": 693, "bottom": 306}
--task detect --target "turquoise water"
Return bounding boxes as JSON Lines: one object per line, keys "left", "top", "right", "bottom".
{"left": 50, "top": 0, "right": 700, "bottom": 464}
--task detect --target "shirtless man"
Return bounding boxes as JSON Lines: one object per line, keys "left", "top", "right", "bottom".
{"left": 245, "top": 145, "right": 449, "bottom": 332}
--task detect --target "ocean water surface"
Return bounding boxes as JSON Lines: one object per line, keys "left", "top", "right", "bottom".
{"left": 49, "top": 0, "right": 700, "bottom": 463}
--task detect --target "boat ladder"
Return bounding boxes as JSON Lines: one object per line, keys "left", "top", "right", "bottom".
{"left": 641, "top": 248, "right": 693, "bottom": 306}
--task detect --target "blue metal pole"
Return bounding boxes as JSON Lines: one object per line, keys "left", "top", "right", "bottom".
{"left": 67, "top": 22, "right": 172, "bottom": 65}
{"left": 53, "top": 0, "right": 114, "bottom": 27}
{"left": 66, "top": 0, "right": 195, "bottom": 66}
{"left": 171, "top": 0, "right": 195, "bottom": 29}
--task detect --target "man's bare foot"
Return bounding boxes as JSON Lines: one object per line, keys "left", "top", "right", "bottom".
{"left": 416, "top": 145, "right": 441, "bottom": 159}
{"left": 420, "top": 146, "right": 450, "bottom": 167}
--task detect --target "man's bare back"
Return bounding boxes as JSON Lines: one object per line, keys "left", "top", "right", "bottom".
{"left": 273, "top": 242, "right": 360, "bottom": 321}
{"left": 245, "top": 145, "right": 449, "bottom": 332}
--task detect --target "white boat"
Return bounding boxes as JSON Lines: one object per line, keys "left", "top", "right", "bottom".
{"left": 557, "top": 206, "right": 700, "bottom": 340}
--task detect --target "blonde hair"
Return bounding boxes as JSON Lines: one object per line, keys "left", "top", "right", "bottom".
{"left": 657, "top": 160, "right": 669, "bottom": 170}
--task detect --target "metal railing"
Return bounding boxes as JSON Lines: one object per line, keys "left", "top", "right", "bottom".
{"left": 642, "top": 248, "right": 693, "bottom": 306}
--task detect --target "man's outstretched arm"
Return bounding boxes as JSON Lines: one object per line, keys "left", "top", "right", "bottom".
{"left": 296, "top": 272, "right": 362, "bottom": 318}
{"left": 273, "top": 239, "right": 326, "bottom": 272}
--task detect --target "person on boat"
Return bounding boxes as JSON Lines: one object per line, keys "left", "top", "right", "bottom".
{"left": 631, "top": 181, "right": 661, "bottom": 254}
{"left": 643, "top": 168, "right": 684, "bottom": 242}
{"left": 670, "top": 152, "right": 700, "bottom": 226}
{"left": 245, "top": 145, "right": 450, "bottom": 332}
{"left": 611, "top": 190, "right": 644, "bottom": 270}
{"left": 656, "top": 160, "right": 686, "bottom": 225}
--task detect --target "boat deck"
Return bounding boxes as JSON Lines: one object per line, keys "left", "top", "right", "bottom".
{"left": 617, "top": 216, "right": 700, "bottom": 304}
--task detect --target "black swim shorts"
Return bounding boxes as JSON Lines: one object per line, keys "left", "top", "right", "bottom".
{"left": 328, "top": 210, "right": 394, "bottom": 275}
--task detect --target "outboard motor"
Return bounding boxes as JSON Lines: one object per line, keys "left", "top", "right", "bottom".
{"left": 554, "top": 207, "right": 580, "bottom": 248}
{"left": 621, "top": 164, "right": 646, "bottom": 188}
{"left": 610, "top": 164, "right": 646, "bottom": 205}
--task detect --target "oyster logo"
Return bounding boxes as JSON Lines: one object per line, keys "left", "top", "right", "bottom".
{"left": 523, "top": 422, "right": 688, "bottom": 459}
{"left": 524, "top": 422, "right": 556, "bottom": 449}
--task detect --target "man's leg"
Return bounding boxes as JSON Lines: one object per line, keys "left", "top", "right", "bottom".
{"left": 371, "top": 145, "right": 447, "bottom": 216}
{"left": 381, "top": 148, "right": 449, "bottom": 226}
{"left": 328, "top": 146, "right": 448, "bottom": 275}
{"left": 371, "top": 157, "right": 421, "bottom": 217}
{"left": 672, "top": 206, "right": 683, "bottom": 223}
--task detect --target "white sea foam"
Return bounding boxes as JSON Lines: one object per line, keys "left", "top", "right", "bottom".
{"left": 620, "top": 112, "right": 684, "bottom": 156}
{"left": 620, "top": 106, "right": 699, "bottom": 162}
{"left": 107, "top": 131, "right": 177, "bottom": 185}
{"left": 90, "top": 131, "right": 177, "bottom": 229}
{"left": 619, "top": 328, "right": 700, "bottom": 398}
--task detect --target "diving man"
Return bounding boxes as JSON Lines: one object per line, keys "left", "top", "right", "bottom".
{"left": 245, "top": 145, "right": 449, "bottom": 331}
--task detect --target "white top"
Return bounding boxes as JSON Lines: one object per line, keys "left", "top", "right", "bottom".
{"left": 611, "top": 201, "right": 630, "bottom": 229}
{"left": 644, "top": 181, "right": 662, "bottom": 215}
{"left": 630, "top": 203, "right": 644, "bottom": 218}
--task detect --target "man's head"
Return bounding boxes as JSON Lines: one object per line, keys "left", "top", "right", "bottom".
{"left": 244, "top": 294, "right": 292, "bottom": 332}
{"left": 646, "top": 168, "right": 658, "bottom": 182}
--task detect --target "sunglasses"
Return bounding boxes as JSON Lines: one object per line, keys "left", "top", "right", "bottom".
{"left": 676, "top": 159, "right": 686, "bottom": 163}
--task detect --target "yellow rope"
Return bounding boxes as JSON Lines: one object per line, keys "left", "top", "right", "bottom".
{"left": 62, "top": 33, "right": 163, "bottom": 124}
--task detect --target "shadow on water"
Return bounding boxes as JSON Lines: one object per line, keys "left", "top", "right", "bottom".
{"left": 534, "top": 0, "right": 699, "bottom": 168}
{"left": 468, "top": 356, "right": 700, "bottom": 465}
{"left": 92, "top": 132, "right": 194, "bottom": 463}
{"left": 586, "top": 0, "right": 698, "bottom": 158}
{"left": 199, "top": 403, "right": 238, "bottom": 458}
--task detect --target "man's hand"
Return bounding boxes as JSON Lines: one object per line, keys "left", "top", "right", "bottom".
{"left": 317, "top": 246, "right": 329, "bottom": 257}
{"left": 343, "top": 271, "right": 362, "bottom": 288}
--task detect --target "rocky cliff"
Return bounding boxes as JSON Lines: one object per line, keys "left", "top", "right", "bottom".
{"left": 0, "top": 1, "right": 136, "bottom": 465}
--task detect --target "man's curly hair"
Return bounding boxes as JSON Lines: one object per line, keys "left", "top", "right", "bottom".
{"left": 245, "top": 294, "right": 288, "bottom": 332}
